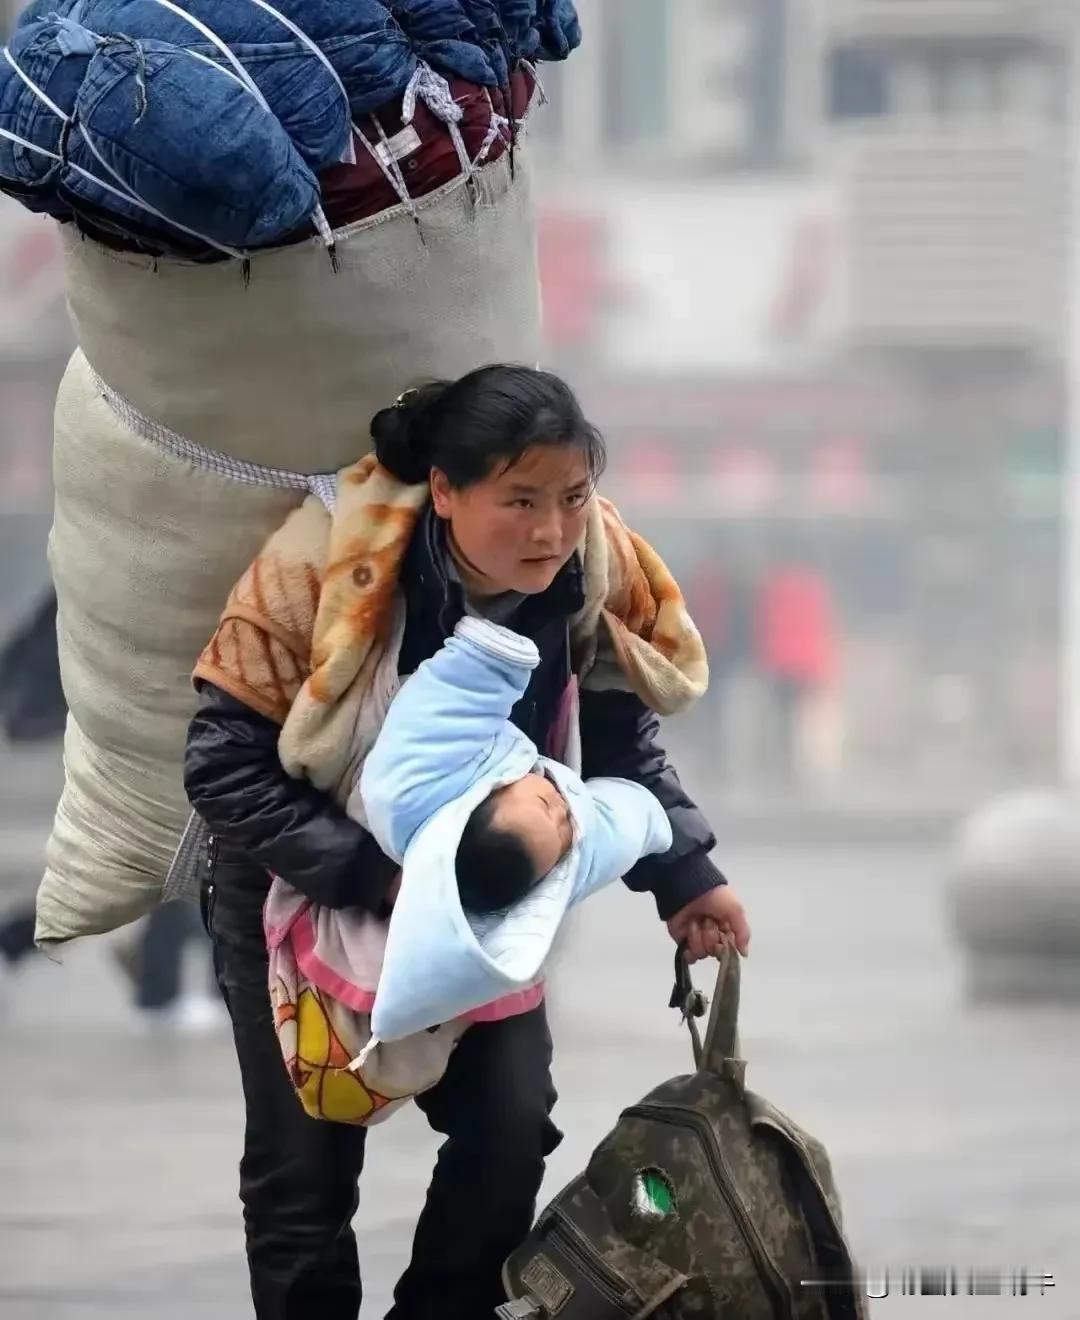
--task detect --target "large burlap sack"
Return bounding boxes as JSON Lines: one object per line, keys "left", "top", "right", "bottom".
{"left": 37, "top": 153, "right": 540, "bottom": 945}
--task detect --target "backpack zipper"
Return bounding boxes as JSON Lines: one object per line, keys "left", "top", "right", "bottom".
{"left": 541, "top": 1206, "right": 640, "bottom": 1312}
{"left": 622, "top": 1103, "right": 793, "bottom": 1320}
{"left": 751, "top": 1109, "right": 839, "bottom": 1227}
{"left": 749, "top": 1109, "right": 860, "bottom": 1320}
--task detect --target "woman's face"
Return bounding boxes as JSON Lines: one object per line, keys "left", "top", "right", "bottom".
{"left": 431, "top": 443, "right": 593, "bottom": 595}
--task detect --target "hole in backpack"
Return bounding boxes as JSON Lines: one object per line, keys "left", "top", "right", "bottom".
{"left": 631, "top": 1167, "right": 676, "bottom": 1220}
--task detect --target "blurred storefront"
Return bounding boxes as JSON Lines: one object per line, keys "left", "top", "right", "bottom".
{"left": 583, "top": 364, "right": 1061, "bottom": 793}
{"left": 535, "top": 176, "right": 1063, "bottom": 796}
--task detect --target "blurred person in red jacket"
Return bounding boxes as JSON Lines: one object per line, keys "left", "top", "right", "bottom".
{"left": 754, "top": 554, "right": 839, "bottom": 787}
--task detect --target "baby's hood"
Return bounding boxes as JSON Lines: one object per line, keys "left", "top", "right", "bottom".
{"left": 369, "top": 756, "right": 598, "bottom": 1042}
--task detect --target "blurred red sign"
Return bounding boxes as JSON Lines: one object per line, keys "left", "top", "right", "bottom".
{"left": 537, "top": 210, "right": 611, "bottom": 350}
{"left": 620, "top": 438, "right": 682, "bottom": 506}
{"left": 809, "top": 435, "right": 868, "bottom": 510}
{"left": 709, "top": 445, "right": 777, "bottom": 511}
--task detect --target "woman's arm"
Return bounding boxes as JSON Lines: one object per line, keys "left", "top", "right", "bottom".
{"left": 578, "top": 688, "right": 726, "bottom": 920}
{"left": 184, "top": 682, "right": 399, "bottom": 912}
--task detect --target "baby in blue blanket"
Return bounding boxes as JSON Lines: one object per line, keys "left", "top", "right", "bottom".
{"left": 361, "top": 615, "right": 674, "bottom": 919}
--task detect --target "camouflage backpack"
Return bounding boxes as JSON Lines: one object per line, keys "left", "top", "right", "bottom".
{"left": 501, "top": 947, "right": 866, "bottom": 1320}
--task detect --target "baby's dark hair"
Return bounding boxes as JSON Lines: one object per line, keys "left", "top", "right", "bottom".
{"left": 455, "top": 793, "right": 539, "bottom": 917}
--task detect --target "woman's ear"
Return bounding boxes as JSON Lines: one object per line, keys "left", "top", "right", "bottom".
{"left": 430, "top": 468, "right": 453, "bottom": 519}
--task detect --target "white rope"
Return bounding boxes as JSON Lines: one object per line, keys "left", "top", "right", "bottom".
{"left": 355, "top": 115, "right": 418, "bottom": 218}
{"left": 183, "top": 47, "right": 249, "bottom": 91}
{"left": 520, "top": 59, "right": 548, "bottom": 107}
{"left": 3, "top": 46, "right": 71, "bottom": 120}
{"left": 142, "top": 0, "right": 336, "bottom": 248}
{"left": 402, "top": 63, "right": 473, "bottom": 191}
{"left": 1, "top": 120, "right": 243, "bottom": 259}
{"left": 3, "top": 40, "right": 250, "bottom": 254}
{"left": 2, "top": 28, "right": 334, "bottom": 256}
{"left": 76, "top": 120, "right": 246, "bottom": 259}
{"left": 476, "top": 88, "right": 509, "bottom": 166}
{"left": 242, "top": 0, "right": 355, "bottom": 164}
{"left": 347, "top": 1035, "right": 381, "bottom": 1074}
{"left": 142, "top": 0, "right": 270, "bottom": 110}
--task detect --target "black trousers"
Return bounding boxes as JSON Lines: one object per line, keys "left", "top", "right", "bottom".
{"left": 204, "top": 850, "right": 562, "bottom": 1320}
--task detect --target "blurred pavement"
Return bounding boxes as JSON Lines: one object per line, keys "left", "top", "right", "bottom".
{"left": 1, "top": 756, "right": 1078, "bottom": 1319}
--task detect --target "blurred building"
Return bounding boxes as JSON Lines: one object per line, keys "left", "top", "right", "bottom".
{"left": 826, "top": 0, "right": 1073, "bottom": 352}
{"left": 533, "top": 0, "right": 818, "bottom": 172}
{"left": 820, "top": 0, "right": 1076, "bottom": 785}
{"left": 531, "top": 0, "right": 1075, "bottom": 793}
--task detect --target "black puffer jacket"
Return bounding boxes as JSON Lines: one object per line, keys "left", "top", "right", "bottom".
{"left": 184, "top": 508, "right": 725, "bottom": 921}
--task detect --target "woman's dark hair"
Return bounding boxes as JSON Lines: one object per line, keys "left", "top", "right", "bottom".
{"left": 455, "top": 793, "right": 539, "bottom": 917}
{"left": 370, "top": 364, "right": 607, "bottom": 489}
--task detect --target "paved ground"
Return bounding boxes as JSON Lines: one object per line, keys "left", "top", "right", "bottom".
{"left": 2, "top": 774, "right": 1078, "bottom": 1317}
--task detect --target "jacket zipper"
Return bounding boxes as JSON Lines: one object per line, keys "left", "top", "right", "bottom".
{"left": 622, "top": 1103, "right": 793, "bottom": 1320}
{"left": 542, "top": 1207, "right": 639, "bottom": 1312}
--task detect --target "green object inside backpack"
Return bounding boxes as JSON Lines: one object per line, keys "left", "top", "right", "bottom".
{"left": 633, "top": 1169, "right": 675, "bottom": 1219}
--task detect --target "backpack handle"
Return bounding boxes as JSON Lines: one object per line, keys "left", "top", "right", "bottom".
{"left": 669, "top": 942, "right": 743, "bottom": 1083}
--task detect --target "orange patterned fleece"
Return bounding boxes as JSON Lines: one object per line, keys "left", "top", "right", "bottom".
{"left": 193, "top": 454, "right": 708, "bottom": 786}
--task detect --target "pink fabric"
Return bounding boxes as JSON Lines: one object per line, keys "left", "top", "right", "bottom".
{"left": 461, "top": 983, "right": 546, "bottom": 1023}
{"left": 290, "top": 907, "right": 378, "bottom": 1013}
{"left": 265, "top": 885, "right": 546, "bottom": 1030}
{"left": 546, "top": 673, "right": 580, "bottom": 762}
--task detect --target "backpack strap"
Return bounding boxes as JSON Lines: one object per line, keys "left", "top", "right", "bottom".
{"left": 702, "top": 945, "right": 745, "bottom": 1085}
{"left": 669, "top": 943, "right": 744, "bottom": 1084}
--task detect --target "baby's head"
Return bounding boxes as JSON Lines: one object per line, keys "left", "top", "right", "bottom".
{"left": 455, "top": 773, "right": 573, "bottom": 916}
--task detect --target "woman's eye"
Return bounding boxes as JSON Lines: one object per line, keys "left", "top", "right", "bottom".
{"left": 511, "top": 498, "right": 533, "bottom": 510}
{"left": 565, "top": 491, "right": 587, "bottom": 507}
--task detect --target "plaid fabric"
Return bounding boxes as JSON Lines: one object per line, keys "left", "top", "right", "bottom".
{"left": 94, "top": 370, "right": 338, "bottom": 497}
{"left": 162, "top": 809, "right": 210, "bottom": 905}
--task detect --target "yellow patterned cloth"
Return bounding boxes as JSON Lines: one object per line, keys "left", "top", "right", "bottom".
{"left": 268, "top": 899, "right": 468, "bottom": 1125}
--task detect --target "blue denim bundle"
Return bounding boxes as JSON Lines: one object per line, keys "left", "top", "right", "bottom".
{"left": 0, "top": 0, "right": 579, "bottom": 256}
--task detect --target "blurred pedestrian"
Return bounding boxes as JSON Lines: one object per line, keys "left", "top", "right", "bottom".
{"left": 0, "top": 587, "right": 64, "bottom": 977}
{"left": 753, "top": 557, "right": 838, "bottom": 787}
{"left": 685, "top": 552, "right": 756, "bottom": 782}
{"left": 0, "top": 588, "right": 66, "bottom": 744}
{"left": 0, "top": 906, "right": 36, "bottom": 973}
{"left": 111, "top": 901, "right": 226, "bottom": 1033}
{"left": 0, "top": 586, "right": 221, "bottom": 1029}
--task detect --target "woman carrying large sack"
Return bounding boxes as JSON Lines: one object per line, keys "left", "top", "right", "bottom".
{"left": 184, "top": 364, "right": 750, "bottom": 1320}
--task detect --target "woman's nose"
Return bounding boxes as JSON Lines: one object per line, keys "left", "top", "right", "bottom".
{"left": 531, "top": 511, "right": 561, "bottom": 547}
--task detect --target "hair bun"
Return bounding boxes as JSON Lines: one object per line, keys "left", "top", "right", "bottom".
{"left": 370, "top": 380, "right": 451, "bottom": 485}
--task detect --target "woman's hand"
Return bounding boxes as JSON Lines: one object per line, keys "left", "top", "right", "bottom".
{"left": 666, "top": 886, "right": 750, "bottom": 963}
